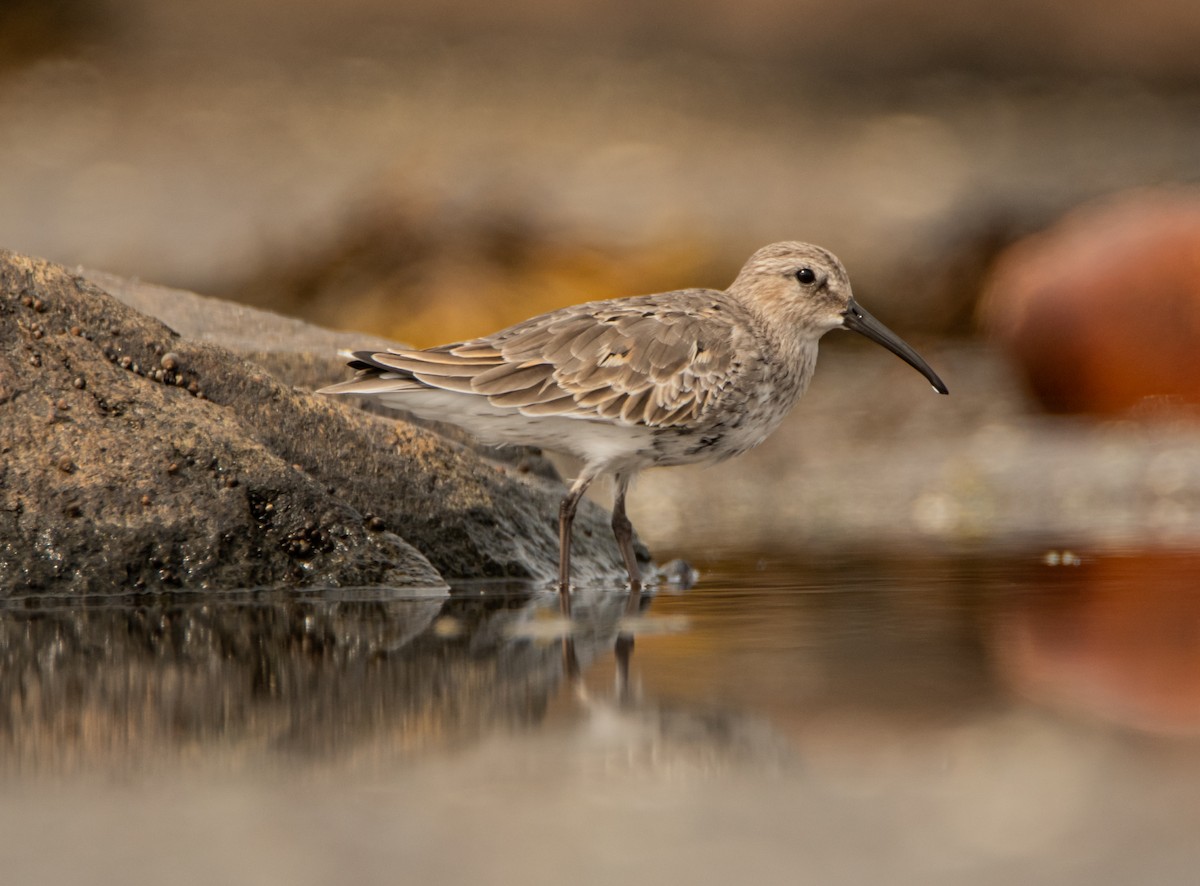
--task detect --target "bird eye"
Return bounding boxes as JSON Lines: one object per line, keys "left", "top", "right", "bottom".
{"left": 795, "top": 268, "right": 816, "bottom": 284}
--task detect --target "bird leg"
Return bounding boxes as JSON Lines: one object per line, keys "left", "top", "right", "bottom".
{"left": 611, "top": 473, "right": 643, "bottom": 595}
{"left": 557, "top": 473, "right": 594, "bottom": 615}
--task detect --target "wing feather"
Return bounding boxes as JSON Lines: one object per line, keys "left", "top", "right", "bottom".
{"left": 518, "top": 395, "right": 579, "bottom": 416}
{"left": 471, "top": 362, "right": 556, "bottom": 394}
{"left": 411, "top": 372, "right": 477, "bottom": 393}
{"left": 325, "top": 291, "right": 758, "bottom": 429}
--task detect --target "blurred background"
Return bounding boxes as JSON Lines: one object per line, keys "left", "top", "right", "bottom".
{"left": 2, "top": 0, "right": 1199, "bottom": 340}
{"left": 4, "top": 4, "right": 1200, "bottom": 883}
{"left": 6, "top": 0, "right": 1200, "bottom": 555}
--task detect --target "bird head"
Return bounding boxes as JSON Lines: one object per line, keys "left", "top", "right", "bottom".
{"left": 731, "top": 241, "right": 948, "bottom": 395}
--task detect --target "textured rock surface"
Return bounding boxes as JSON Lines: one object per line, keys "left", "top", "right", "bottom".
{"left": 0, "top": 252, "right": 631, "bottom": 595}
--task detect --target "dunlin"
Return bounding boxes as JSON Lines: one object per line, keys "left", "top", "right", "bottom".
{"left": 320, "top": 242, "right": 947, "bottom": 605}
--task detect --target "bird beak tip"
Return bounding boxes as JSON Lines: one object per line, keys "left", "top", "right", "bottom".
{"left": 841, "top": 303, "right": 949, "bottom": 397}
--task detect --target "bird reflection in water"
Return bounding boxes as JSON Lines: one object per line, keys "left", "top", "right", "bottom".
{"left": 560, "top": 583, "right": 649, "bottom": 707}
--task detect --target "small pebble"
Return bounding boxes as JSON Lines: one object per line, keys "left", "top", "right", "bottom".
{"left": 20, "top": 295, "right": 32, "bottom": 307}
{"left": 32, "top": 299, "right": 45, "bottom": 313}
{"left": 119, "top": 355, "right": 132, "bottom": 369}
{"left": 161, "top": 352, "right": 180, "bottom": 371}
{"left": 167, "top": 462, "right": 179, "bottom": 474}
{"left": 140, "top": 494, "right": 152, "bottom": 507}
{"left": 1043, "top": 550, "right": 1083, "bottom": 567}
{"left": 72, "top": 377, "right": 86, "bottom": 389}
{"left": 55, "top": 398, "right": 69, "bottom": 411}
{"left": 56, "top": 456, "right": 75, "bottom": 473}
{"left": 70, "top": 326, "right": 82, "bottom": 336}
{"left": 659, "top": 558, "right": 700, "bottom": 590}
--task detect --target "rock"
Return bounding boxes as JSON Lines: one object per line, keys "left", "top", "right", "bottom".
{"left": 0, "top": 251, "right": 633, "bottom": 595}
{"left": 980, "top": 188, "right": 1200, "bottom": 415}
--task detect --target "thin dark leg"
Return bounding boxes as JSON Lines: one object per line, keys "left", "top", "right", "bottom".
{"left": 557, "top": 473, "right": 593, "bottom": 616}
{"left": 611, "top": 473, "right": 643, "bottom": 594}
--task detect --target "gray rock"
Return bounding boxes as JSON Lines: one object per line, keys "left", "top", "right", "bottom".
{"left": 0, "top": 251, "right": 633, "bottom": 595}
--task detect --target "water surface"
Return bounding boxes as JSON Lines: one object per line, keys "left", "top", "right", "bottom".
{"left": 2, "top": 551, "right": 1198, "bottom": 885}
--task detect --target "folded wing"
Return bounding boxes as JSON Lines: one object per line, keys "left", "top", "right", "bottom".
{"left": 320, "top": 293, "right": 751, "bottom": 429}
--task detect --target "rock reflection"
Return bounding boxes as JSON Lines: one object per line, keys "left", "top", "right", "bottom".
{"left": 990, "top": 552, "right": 1200, "bottom": 737}
{"left": 0, "top": 584, "right": 642, "bottom": 773}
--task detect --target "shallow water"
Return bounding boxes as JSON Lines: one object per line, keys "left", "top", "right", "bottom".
{"left": 2, "top": 551, "right": 1199, "bottom": 884}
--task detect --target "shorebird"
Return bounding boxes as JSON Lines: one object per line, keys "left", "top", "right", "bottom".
{"left": 319, "top": 242, "right": 948, "bottom": 606}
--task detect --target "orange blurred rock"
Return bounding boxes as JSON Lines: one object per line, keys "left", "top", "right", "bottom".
{"left": 980, "top": 189, "right": 1200, "bottom": 415}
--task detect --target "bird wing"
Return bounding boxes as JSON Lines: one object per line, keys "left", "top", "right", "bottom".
{"left": 335, "top": 292, "right": 755, "bottom": 428}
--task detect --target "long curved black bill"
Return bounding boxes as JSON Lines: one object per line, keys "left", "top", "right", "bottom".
{"left": 842, "top": 300, "right": 949, "bottom": 395}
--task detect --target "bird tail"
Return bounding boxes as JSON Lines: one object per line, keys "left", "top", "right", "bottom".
{"left": 316, "top": 350, "right": 425, "bottom": 396}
